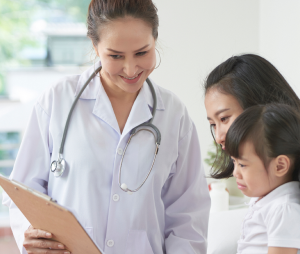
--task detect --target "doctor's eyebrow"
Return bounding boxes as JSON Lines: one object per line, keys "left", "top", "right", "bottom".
{"left": 107, "top": 44, "right": 150, "bottom": 54}
{"left": 207, "top": 108, "right": 230, "bottom": 120}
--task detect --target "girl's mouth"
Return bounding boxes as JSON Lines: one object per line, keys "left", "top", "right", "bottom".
{"left": 237, "top": 182, "right": 247, "bottom": 190}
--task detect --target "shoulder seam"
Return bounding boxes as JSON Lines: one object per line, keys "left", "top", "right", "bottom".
{"left": 36, "top": 101, "right": 50, "bottom": 119}
{"left": 178, "top": 120, "right": 193, "bottom": 143}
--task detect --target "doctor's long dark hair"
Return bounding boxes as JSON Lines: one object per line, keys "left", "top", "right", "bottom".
{"left": 87, "top": 0, "right": 159, "bottom": 46}
{"left": 224, "top": 104, "right": 300, "bottom": 181}
{"left": 204, "top": 54, "right": 300, "bottom": 179}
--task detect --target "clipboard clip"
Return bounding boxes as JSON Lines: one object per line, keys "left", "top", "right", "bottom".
{"left": 12, "top": 180, "right": 57, "bottom": 203}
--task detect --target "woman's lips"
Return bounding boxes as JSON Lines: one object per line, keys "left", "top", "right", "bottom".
{"left": 120, "top": 71, "right": 143, "bottom": 84}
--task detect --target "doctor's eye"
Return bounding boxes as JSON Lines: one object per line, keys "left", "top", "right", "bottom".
{"left": 136, "top": 51, "right": 147, "bottom": 56}
{"left": 110, "top": 55, "right": 123, "bottom": 59}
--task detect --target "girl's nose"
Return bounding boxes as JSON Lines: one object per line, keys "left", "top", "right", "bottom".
{"left": 233, "top": 165, "right": 241, "bottom": 179}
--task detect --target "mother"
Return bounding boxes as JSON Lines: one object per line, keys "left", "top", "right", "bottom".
{"left": 204, "top": 54, "right": 300, "bottom": 178}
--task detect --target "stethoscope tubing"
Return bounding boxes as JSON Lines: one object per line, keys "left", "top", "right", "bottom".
{"left": 51, "top": 65, "right": 161, "bottom": 193}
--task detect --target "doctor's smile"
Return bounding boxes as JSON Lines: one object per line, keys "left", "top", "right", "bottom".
{"left": 119, "top": 71, "right": 143, "bottom": 84}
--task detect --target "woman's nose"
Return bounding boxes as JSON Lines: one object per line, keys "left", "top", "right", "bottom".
{"left": 215, "top": 126, "right": 225, "bottom": 146}
{"left": 123, "top": 58, "right": 138, "bottom": 77}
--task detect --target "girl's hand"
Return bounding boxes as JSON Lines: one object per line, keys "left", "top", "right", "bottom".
{"left": 268, "top": 247, "right": 297, "bottom": 254}
{"left": 23, "top": 226, "right": 70, "bottom": 254}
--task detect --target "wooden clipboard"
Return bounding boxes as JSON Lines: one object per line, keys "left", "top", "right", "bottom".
{"left": 0, "top": 174, "right": 103, "bottom": 254}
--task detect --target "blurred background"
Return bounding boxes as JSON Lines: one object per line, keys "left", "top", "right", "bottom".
{"left": 0, "top": 0, "right": 299, "bottom": 252}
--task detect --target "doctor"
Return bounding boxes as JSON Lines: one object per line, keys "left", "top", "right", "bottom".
{"left": 3, "top": 0, "right": 210, "bottom": 253}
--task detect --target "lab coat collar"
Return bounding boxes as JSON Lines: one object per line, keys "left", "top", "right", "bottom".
{"left": 77, "top": 62, "right": 165, "bottom": 135}
{"left": 75, "top": 62, "right": 102, "bottom": 100}
{"left": 74, "top": 61, "right": 165, "bottom": 111}
{"left": 252, "top": 181, "right": 300, "bottom": 208}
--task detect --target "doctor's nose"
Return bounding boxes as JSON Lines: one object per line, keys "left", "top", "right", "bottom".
{"left": 123, "top": 58, "right": 138, "bottom": 78}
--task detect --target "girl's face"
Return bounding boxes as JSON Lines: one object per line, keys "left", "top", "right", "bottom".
{"left": 231, "top": 141, "right": 276, "bottom": 198}
{"left": 95, "top": 17, "right": 156, "bottom": 95}
{"left": 205, "top": 87, "right": 243, "bottom": 150}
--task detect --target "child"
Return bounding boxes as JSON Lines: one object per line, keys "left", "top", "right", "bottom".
{"left": 225, "top": 103, "right": 300, "bottom": 254}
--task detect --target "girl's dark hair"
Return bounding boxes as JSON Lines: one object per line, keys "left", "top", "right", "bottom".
{"left": 204, "top": 54, "right": 300, "bottom": 179}
{"left": 224, "top": 104, "right": 300, "bottom": 181}
{"left": 87, "top": 0, "right": 159, "bottom": 46}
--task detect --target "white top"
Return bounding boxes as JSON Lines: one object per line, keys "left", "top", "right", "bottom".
{"left": 2, "top": 62, "right": 210, "bottom": 254}
{"left": 237, "top": 181, "right": 300, "bottom": 254}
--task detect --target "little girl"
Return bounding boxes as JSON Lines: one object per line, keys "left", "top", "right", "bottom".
{"left": 224, "top": 103, "right": 300, "bottom": 254}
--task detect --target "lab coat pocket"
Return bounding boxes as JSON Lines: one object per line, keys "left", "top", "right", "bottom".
{"left": 125, "top": 230, "right": 154, "bottom": 254}
{"left": 85, "top": 227, "right": 94, "bottom": 240}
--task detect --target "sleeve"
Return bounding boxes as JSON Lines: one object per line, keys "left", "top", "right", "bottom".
{"left": 2, "top": 102, "right": 51, "bottom": 254}
{"left": 162, "top": 122, "right": 211, "bottom": 254}
{"left": 266, "top": 203, "right": 300, "bottom": 249}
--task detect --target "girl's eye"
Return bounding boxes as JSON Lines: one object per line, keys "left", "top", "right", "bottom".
{"left": 110, "top": 55, "right": 123, "bottom": 59}
{"left": 136, "top": 51, "right": 147, "bottom": 56}
{"left": 239, "top": 163, "right": 246, "bottom": 168}
{"left": 220, "top": 116, "right": 229, "bottom": 123}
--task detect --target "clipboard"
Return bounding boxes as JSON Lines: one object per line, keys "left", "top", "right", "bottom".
{"left": 0, "top": 174, "right": 103, "bottom": 254}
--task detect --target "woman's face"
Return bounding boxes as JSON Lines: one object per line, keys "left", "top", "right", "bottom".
{"left": 95, "top": 17, "right": 156, "bottom": 95}
{"left": 205, "top": 87, "right": 243, "bottom": 150}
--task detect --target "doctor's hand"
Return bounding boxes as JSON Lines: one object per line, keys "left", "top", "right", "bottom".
{"left": 23, "top": 226, "right": 71, "bottom": 254}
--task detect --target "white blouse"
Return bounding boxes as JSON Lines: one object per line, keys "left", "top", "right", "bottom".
{"left": 237, "top": 181, "right": 300, "bottom": 254}
{"left": 2, "top": 62, "right": 210, "bottom": 254}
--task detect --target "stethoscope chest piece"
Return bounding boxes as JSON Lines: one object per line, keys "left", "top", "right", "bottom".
{"left": 50, "top": 157, "right": 66, "bottom": 177}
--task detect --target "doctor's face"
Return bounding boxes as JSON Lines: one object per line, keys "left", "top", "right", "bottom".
{"left": 205, "top": 87, "right": 243, "bottom": 150}
{"left": 95, "top": 17, "right": 156, "bottom": 95}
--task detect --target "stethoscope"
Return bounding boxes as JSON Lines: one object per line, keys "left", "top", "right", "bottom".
{"left": 50, "top": 66, "right": 161, "bottom": 193}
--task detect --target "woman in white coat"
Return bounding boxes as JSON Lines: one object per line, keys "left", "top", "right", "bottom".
{"left": 3, "top": 0, "right": 210, "bottom": 253}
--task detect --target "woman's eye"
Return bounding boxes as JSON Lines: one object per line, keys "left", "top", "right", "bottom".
{"left": 239, "top": 163, "right": 246, "bottom": 168}
{"left": 110, "top": 55, "right": 123, "bottom": 59}
{"left": 220, "top": 116, "right": 229, "bottom": 123}
{"left": 136, "top": 51, "right": 147, "bottom": 56}
{"left": 210, "top": 123, "right": 216, "bottom": 129}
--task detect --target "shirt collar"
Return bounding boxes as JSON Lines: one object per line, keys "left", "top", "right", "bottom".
{"left": 74, "top": 61, "right": 165, "bottom": 111}
{"left": 253, "top": 181, "right": 300, "bottom": 208}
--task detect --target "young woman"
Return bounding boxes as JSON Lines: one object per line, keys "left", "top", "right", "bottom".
{"left": 204, "top": 54, "right": 300, "bottom": 178}
{"left": 225, "top": 103, "right": 300, "bottom": 254}
{"left": 2, "top": 0, "right": 210, "bottom": 253}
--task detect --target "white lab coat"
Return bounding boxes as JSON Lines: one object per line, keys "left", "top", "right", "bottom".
{"left": 2, "top": 62, "right": 210, "bottom": 254}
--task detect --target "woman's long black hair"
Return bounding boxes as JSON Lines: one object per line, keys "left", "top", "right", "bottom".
{"left": 204, "top": 54, "right": 300, "bottom": 179}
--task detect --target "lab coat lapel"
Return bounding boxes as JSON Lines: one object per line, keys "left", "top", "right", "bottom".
{"left": 121, "top": 83, "right": 153, "bottom": 138}
{"left": 92, "top": 84, "right": 121, "bottom": 135}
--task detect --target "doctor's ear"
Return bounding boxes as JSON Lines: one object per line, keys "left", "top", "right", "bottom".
{"left": 92, "top": 43, "right": 99, "bottom": 57}
{"left": 271, "top": 155, "right": 291, "bottom": 177}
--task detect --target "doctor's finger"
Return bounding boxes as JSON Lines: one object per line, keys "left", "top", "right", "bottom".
{"left": 23, "top": 238, "right": 67, "bottom": 250}
{"left": 25, "top": 247, "right": 70, "bottom": 254}
{"left": 25, "top": 227, "right": 53, "bottom": 239}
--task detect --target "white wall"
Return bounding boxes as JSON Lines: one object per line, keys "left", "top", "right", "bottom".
{"left": 259, "top": 0, "right": 300, "bottom": 97}
{"left": 151, "top": 0, "right": 260, "bottom": 176}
